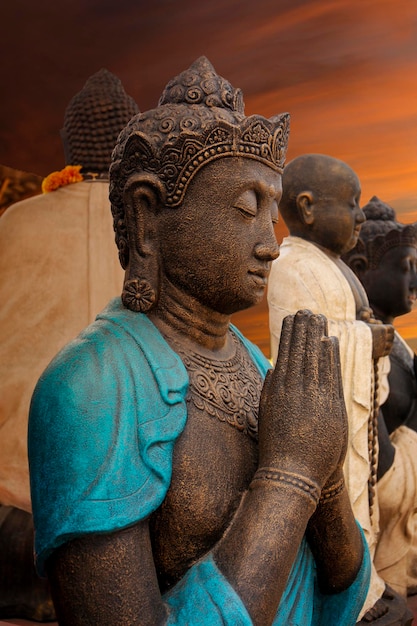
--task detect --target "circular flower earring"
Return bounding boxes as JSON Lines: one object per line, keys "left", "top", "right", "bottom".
{"left": 122, "top": 278, "right": 156, "bottom": 312}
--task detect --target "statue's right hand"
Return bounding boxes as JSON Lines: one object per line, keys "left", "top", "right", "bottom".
{"left": 258, "top": 310, "right": 348, "bottom": 489}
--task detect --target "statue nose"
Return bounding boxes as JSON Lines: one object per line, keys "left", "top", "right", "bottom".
{"left": 356, "top": 208, "right": 366, "bottom": 224}
{"left": 254, "top": 242, "right": 280, "bottom": 261}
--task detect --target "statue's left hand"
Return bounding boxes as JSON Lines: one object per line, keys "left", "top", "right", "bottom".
{"left": 258, "top": 309, "right": 348, "bottom": 489}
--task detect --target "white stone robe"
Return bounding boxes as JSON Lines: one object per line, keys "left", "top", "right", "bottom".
{"left": 268, "top": 235, "right": 385, "bottom": 616}
{"left": 0, "top": 181, "right": 124, "bottom": 511}
{"left": 374, "top": 331, "right": 417, "bottom": 597}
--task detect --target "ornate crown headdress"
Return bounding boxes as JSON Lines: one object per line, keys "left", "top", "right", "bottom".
{"left": 111, "top": 56, "right": 289, "bottom": 201}
{"left": 110, "top": 57, "right": 290, "bottom": 268}
{"left": 343, "top": 196, "right": 417, "bottom": 270}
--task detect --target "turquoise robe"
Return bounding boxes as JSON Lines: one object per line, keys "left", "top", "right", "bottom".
{"left": 28, "top": 298, "right": 370, "bottom": 625}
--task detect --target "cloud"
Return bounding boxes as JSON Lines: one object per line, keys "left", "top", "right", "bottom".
{"left": 2, "top": 0, "right": 417, "bottom": 347}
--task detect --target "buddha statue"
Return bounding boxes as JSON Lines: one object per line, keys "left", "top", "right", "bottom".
{"left": 268, "top": 154, "right": 413, "bottom": 625}
{"left": 28, "top": 58, "right": 370, "bottom": 625}
{"left": 343, "top": 196, "right": 417, "bottom": 601}
{"left": 0, "top": 68, "right": 138, "bottom": 621}
{"left": 0, "top": 67, "right": 138, "bottom": 512}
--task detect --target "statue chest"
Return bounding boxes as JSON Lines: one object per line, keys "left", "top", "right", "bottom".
{"left": 149, "top": 334, "right": 262, "bottom": 592}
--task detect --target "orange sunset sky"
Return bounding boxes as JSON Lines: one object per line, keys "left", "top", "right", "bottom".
{"left": 2, "top": 0, "right": 417, "bottom": 352}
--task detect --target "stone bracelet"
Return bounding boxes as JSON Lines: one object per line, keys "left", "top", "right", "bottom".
{"left": 250, "top": 467, "right": 321, "bottom": 507}
{"left": 319, "top": 477, "right": 345, "bottom": 504}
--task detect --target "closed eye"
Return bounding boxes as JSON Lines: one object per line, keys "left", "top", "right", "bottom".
{"left": 234, "top": 189, "right": 257, "bottom": 219}
{"left": 235, "top": 205, "right": 256, "bottom": 219}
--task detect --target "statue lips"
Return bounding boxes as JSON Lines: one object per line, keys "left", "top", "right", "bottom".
{"left": 349, "top": 226, "right": 362, "bottom": 251}
{"left": 248, "top": 268, "right": 269, "bottom": 289}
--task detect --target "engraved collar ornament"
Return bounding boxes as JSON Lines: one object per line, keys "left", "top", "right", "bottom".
{"left": 170, "top": 330, "right": 262, "bottom": 440}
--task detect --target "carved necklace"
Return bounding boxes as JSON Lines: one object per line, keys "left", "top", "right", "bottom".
{"left": 171, "top": 330, "right": 262, "bottom": 440}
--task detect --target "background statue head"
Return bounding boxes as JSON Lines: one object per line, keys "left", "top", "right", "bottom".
{"left": 343, "top": 196, "right": 417, "bottom": 322}
{"left": 278, "top": 153, "right": 363, "bottom": 257}
{"left": 109, "top": 56, "right": 290, "bottom": 312}
{"left": 61, "top": 68, "right": 139, "bottom": 176}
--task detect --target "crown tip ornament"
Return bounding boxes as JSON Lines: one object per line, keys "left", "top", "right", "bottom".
{"left": 362, "top": 196, "right": 397, "bottom": 222}
{"left": 158, "top": 56, "right": 245, "bottom": 115}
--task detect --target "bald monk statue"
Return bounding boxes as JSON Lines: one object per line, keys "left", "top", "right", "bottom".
{"left": 0, "top": 69, "right": 138, "bottom": 621}
{"left": 268, "top": 154, "right": 412, "bottom": 625}
{"left": 28, "top": 58, "right": 370, "bottom": 625}
{"left": 343, "top": 197, "right": 417, "bottom": 599}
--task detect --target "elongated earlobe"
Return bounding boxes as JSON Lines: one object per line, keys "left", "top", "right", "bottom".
{"left": 121, "top": 174, "right": 165, "bottom": 312}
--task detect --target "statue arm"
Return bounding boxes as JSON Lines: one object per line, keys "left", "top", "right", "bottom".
{"left": 46, "top": 485, "right": 316, "bottom": 626}
{"left": 46, "top": 521, "right": 169, "bottom": 626}
{"left": 47, "top": 498, "right": 369, "bottom": 626}
{"left": 306, "top": 481, "right": 365, "bottom": 592}
{"left": 213, "top": 471, "right": 319, "bottom": 625}
{"left": 216, "top": 310, "right": 367, "bottom": 624}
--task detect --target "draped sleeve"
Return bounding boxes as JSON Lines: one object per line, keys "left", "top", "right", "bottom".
{"left": 28, "top": 299, "right": 189, "bottom": 573}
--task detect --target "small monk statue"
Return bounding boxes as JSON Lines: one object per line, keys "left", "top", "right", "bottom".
{"left": 0, "top": 69, "right": 138, "bottom": 621}
{"left": 343, "top": 196, "right": 417, "bottom": 600}
{"left": 267, "top": 154, "right": 413, "bottom": 625}
{"left": 28, "top": 59, "right": 370, "bottom": 625}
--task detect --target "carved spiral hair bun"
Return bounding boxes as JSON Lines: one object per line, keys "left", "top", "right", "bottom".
{"left": 362, "top": 195, "right": 397, "bottom": 224}
{"left": 343, "top": 195, "right": 417, "bottom": 271}
{"left": 159, "top": 56, "right": 245, "bottom": 114}
{"left": 63, "top": 69, "right": 139, "bottom": 174}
